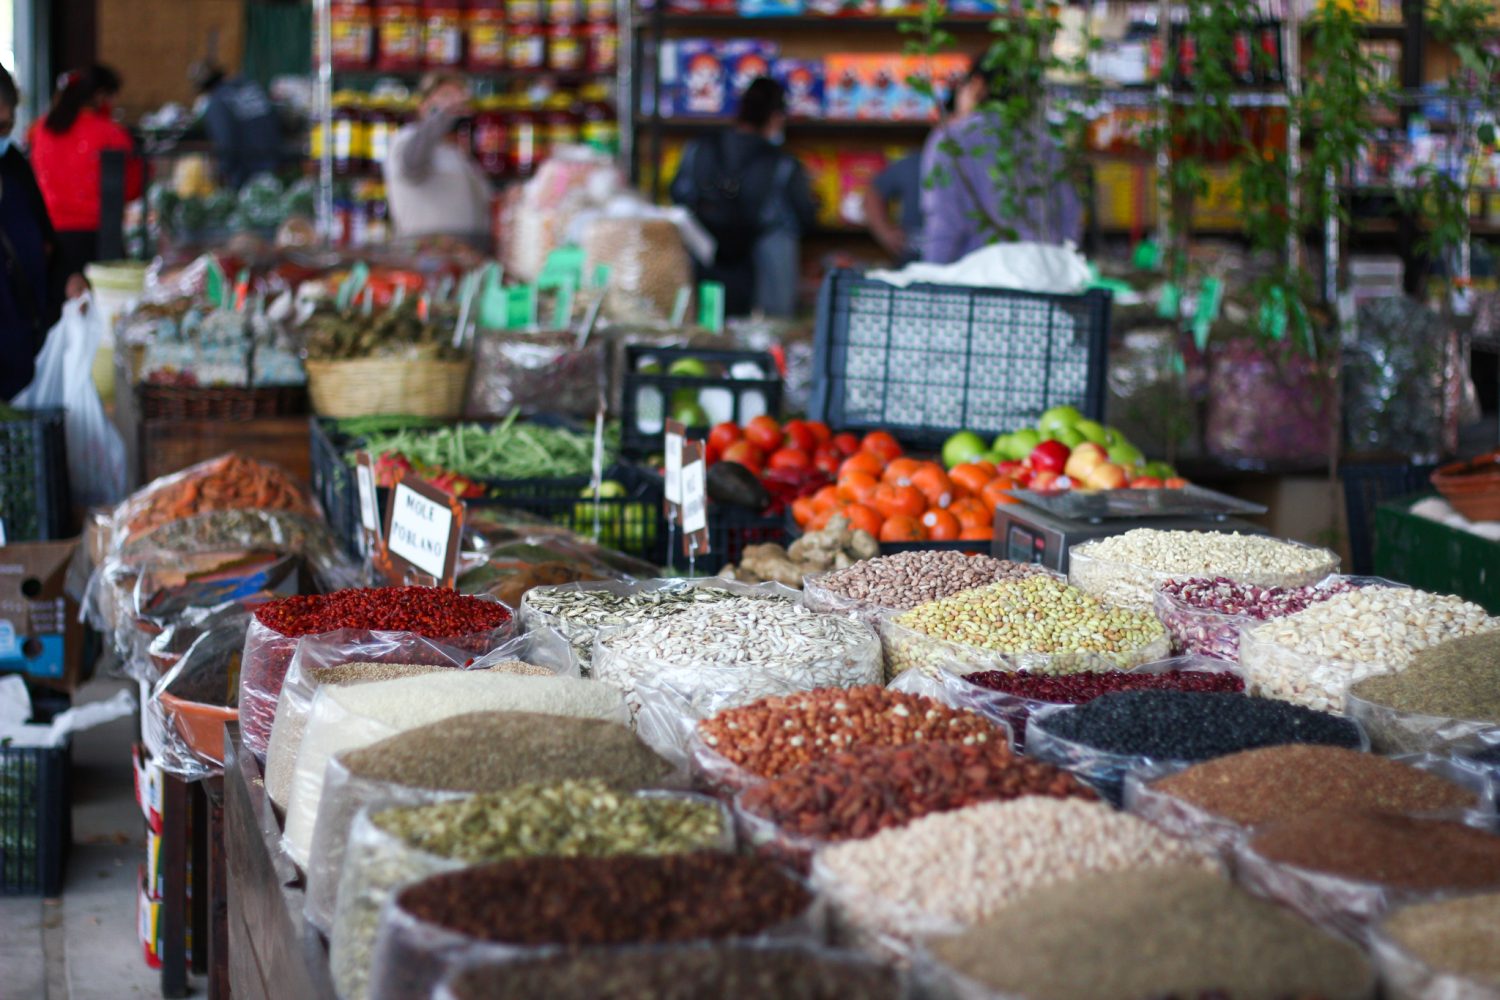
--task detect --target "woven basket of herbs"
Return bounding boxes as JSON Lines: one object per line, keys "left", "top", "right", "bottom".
{"left": 303, "top": 302, "right": 471, "bottom": 419}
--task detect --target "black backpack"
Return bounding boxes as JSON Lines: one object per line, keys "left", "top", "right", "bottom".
{"left": 682, "top": 134, "right": 777, "bottom": 265}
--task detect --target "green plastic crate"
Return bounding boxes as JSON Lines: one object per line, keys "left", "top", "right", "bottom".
{"left": 1374, "top": 497, "right": 1500, "bottom": 614}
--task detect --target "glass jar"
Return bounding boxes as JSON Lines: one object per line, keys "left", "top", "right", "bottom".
{"left": 331, "top": 92, "right": 368, "bottom": 176}
{"left": 546, "top": 0, "right": 582, "bottom": 24}
{"left": 466, "top": 0, "right": 506, "bottom": 71}
{"left": 473, "top": 95, "right": 510, "bottom": 178}
{"left": 375, "top": 2, "right": 424, "bottom": 72}
{"left": 578, "top": 84, "right": 618, "bottom": 155}
{"left": 583, "top": 0, "right": 614, "bottom": 22}
{"left": 365, "top": 97, "right": 402, "bottom": 176}
{"left": 508, "top": 97, "right": 542, "bottom": 178}
{"left": 508, "top": 0, "right": 543, "bottom": 24}
{"left": 330, "top": 3, "right": 376, "bottom": 70}
{"left": 507, "top": 22, "right": 546, "bottom": 70}
{"left": 583, "top": 20, "right": 617, "bottom": 74}
{"left": 542, "top": 94, "right": 580, "bottom": 158}
{"left": 546, "top": 22, "right": 584, "bottom": 73}
{"left": 422, "top": 0, "right": 465, "bottom": 68}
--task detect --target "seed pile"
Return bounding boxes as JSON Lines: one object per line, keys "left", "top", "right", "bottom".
{"left": 1034, "top": 690, "right": 1361, "bottom": 760}
{"left": 962, "top": 667, "right": 1244, "bottom": 703}
{"left": 817, "top": 798, "right": 1206, "bottom": 939}
{"left": 809, "top": 551, "right": 1045, "bottom": 612}
{"left": 523, "top": 584, "right": 789, "bottom": 674}
{"left": 1070, "top": 530, "right": 1338, "bottom": 612}
{"left": 442, "top": 944, "right": 905, "bottom": 1000}
{"left": 255, "top": 587, "right": 512, "bottom": 638}
{"left": 1156, "top": 576, "right": 1360, "bottom": 659}
{"left": 1350, "top": 632, "right": 1500, "bottom": 723}
{"left": 396, "top": 853, "right": 811, "bottom": 946}
{"left": 738, "top": 742, "right": 1091, "bottom": 844}
{"left": 929, "top": 867, "right": 1372, "bottom": 1000}
{"left": 1241, "top": 587, "right": 1500, "bottom": 712}
{"left": 890, "top": 575, "right": 1168, "bottom": 676}
{"left": 696, "top": 686, "right": 999, "bottom": 780}
{"left": 595, "top": 599, "right": 879, "bottom": 708}
{"left": 1248, "top": 810, "right": 1500, "bottom": 891}
{"left": 1149, "top": 745, "right": 1478, "bottom": 827}
{"left": 1381, "top": 893, "right": 1500, "bottom": 987}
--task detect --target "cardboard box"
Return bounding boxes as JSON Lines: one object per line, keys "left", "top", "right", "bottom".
{"left": 0, "top": 539, "right": 84, "bottom": 689}
{"left": 133, "top": 743, "right": 165, "bottom": 835}
{"left": 774, "top": 58, "right": 825, "bottom": 118}
{"left": 668, "top": 39, "right": 779, "bottom": 118}
{"left": 823, "top": 55, "right": 868, "bottom": 120}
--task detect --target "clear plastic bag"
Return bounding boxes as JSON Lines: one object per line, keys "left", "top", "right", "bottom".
{"left": 581, "top": 214, "right": 692, "bottom": 324}
{"left": 280, "top": 671, "right": 630, "bottom": 867}
{"left": 141, "top": 611, "right": 248, "bottom": 780}
{"left": 1240, "top": 620, "right": 1424, "bottom": 716}
{"left": 1345, "top": 687, "right": 1500, "bottom": 758}
{"left": 1368, "top": 911, "right": 1500, "bottom": 1000}
{"left": 800, "top": 572, "right": 896, "bottom": 628}
{"left": 1152, "top": 574, "right": 1379, "bottom": 661}
{"left": 1344, "top": 297, "right": 1460, "bottom": 457}
{"left": 465, "top": 330, "right": 607, "bottom": 420}
{"left": 1068, "top": 536, "right": 1340, "bottom": 614}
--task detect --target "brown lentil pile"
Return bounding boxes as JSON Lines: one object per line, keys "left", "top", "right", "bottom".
{"left": 1248, "top": 810, "right": 1500, "bottom": 892}
{"left": 738, "top": 741, "right": 1091, "bottom": 844}
{"left": 809, "top": 551, "right": 1045, "bottom": 611}
{"left": 1381, "top": 893, "right": 1500, "bottom": 988}
{"left": 695, "top": 685, "right": 1000, "bottom": 780}
{"left": 930, "top": 866, "right": 1372, "bottom": 1000}
{"left": 442, "top": 944, "right": 905, "bottom": 1000}
{"left": 395, "top": 852, "right": 811, "bottom": 947}
{"left": 1150, "top": 745, "right": 1479, "bottom": 827}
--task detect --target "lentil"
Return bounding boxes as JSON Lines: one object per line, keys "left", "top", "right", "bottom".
{"left": 1348, "top": 633, "right": 1500, "bottom": 754}
{"left": 1381, "top": 893, "right": 1500, "bottom": 989}
{"left": 522, "top": 582, "right": 790, "bottom": 675}
{"left": 595, "top": 599, "right": 880, "bottom": 712}
{"left": 1247, "top": 809, "right": 1500, "bottom": 892}
{"left": 805, "top": 551, "right": 1045, "bottom": 614}
{"left": 441, "top": 944, "right": 905, "bottom": 1000}
{"left": 738, "top": 741, "right": 1091, "bottom": 847}
{"left": 930, "top": 866, "right": 1372, "bottom": 1000}
{"left": 1241, "top": 587, "right": 1500, "bottom": 713}
{"left": 815, "top": 798, "right": 1207, "bottom": 944}
{"left": 887, "top": 575, "right": 1169, "bottom": 678}
{"left": 696, "top": 685, "right": 1000, "bottom": 781}
{"left": 1148, "top": 745, "right": 1479, "bottom": 828}
{"left": 1069, "top": 530, "right": 1339, "bottom": 612}
{"left": 1156, "top": 576, "right": 1361, "bottom": 659}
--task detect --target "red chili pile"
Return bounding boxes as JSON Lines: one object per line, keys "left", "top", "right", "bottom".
{"left": 254, "top": 587, "right": 511, "bottom": 639}
{"left": 737, "top": 741, "right": 1093, "bottom": 847}
{"left": 962, "top": 669, "right": 1245, "bottom": 703}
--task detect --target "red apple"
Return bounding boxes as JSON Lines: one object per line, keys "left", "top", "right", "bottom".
{"left": 781, "top": 420, "right": 817, "bottom": 454}
{"left": 744, "top": 415, "right": 784, "bottom": 453}
{"left": 831, "top": 432, "right": 860, "bottom": 457}
{"left": 1164, "top": 477, "right": 1190, "bottom": 489}
{"left": 768, "top": 448, "right": 811, "bottom": 471}
{"left": 1064, "top": 443, "right": 1108, "bottom": 481}
{"left": 1029, "top": 440, "right": 1071, "bottom": 474}
{"left": 995, "top": 460, "right": 1024, "bottom": 479}
{"left": 708, "top": 421, "right": 742, "bottom": 454}
{"left": 1130, "top": 476, "right": 1165, "bottom": 489}
{"left": 1085, "top": 462, "right": 1128, "bottom": 490}
{"left": 812, "top": 444, "right": 843, "bottom": 475}
{"left": 1030, "top": 470, "right": 1063, "bottom": 491}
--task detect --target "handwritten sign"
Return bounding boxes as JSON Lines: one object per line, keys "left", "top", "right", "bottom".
{"left": 663, "top": 419, "right": 685, "bottom": 526}
{"left": 680, "top": 440, "right": 709, "bottom": 559}
{"left": 382, "top": 474, "right": 464, "bottom": 586}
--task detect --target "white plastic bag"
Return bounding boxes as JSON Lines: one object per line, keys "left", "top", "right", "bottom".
{"left": 14, "top": 296, "right": 127, "bottom": 508}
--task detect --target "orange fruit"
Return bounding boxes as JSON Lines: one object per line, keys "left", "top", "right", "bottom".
{"left": 950, "top": 497, "right": 991, "bottom": 531}
{"left": 792, "top": 496, "right": 817, "bottom": 528}
{"left": 959, "top": 525, "right": 994, "bottom": 541}
{"left": 981, "top": 477, "right": 1018, "bottom": 512}
{"left": 879, "top": 515, "right": 926, "bottom": 543}
{"left": 872, "top": 483, "right": 926, "bottom": 520}
{"left": 910, "top": 463, "right": 955, "bottom": 509}
{"left": 843, "top": 503, "right": 884, "bottom": 537}
{"left": 921, "top": 509, "right": 961, "bottom": 541}
{"left": 838, "top": 452, "right": 885, "bottom": 479}
{"left": 860, "top": 430, "right": 904, "bottom": 463}
{"left": 811, "top": 485, "right": 840, "bottom": 512}
{"left": 882, "top": 457, "right": 923, "bottom": 486}
{"left": 836, "top": 470, "right": 879, "bottom": 505}
{"left": 949, "top": 463, "right": 995, "bottom": 496}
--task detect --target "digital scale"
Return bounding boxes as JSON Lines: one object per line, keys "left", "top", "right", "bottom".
{"left": 992, "top": 486, "right": 1269, "bottom": 573}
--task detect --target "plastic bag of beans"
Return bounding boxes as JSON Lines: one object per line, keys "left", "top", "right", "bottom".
{"left": 238, "top": 588, "right": 516, "bottom": 762}
{"left": 1152, "top": 575, "right": 1380, "bottom": 661}
{"left": 1368, "top": 896, "right": 1500, "bottom": 1000}
{"left": 1345, "top": 687, "right": 1500, "bottom": 759}
{"left": 938, "top": 656, "right": 1246, "bottom": 751}
{"left": 366, "top": 854, "right": 826, "bottom": 1000}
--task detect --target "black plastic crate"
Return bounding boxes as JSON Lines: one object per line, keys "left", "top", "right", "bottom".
{"left": 1340, "top": 461, "right": 1439, "bottom": 576}
{"left": 620, "top": 346, "right": 782, "bottom": 458}
{"left": 663, "top": 502, "right": 787, "bottom": 576}
{"left": 1, "top": 692, "right": 71, "bottom": 896}
{"left": 809, "top": 269, "right": 1111, "bottom": 450}
{"left": 309, "top": 417, "right": 359, "bottom": 558}
{"left": 0, "top": 408, "right": 71, "bottom": 543}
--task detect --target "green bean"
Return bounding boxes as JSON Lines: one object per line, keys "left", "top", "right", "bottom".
{"left": 342, "top": 410, "right": 620, "bottom": 482}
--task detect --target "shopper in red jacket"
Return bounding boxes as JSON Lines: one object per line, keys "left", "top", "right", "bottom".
{"left": 28, "top": 65, "right": 143, "bottom": 276}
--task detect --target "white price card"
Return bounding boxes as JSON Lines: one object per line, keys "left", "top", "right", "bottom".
{"left": 681, "top": 459, "right": 707, "bottom": 534}
{"left": 355, "top": 453, "right": 381, "bottom": 537}
{"left": 386, "top": 482, "right": 455, "bottom": 580}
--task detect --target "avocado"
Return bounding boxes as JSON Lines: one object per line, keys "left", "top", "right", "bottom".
{"left": 707, "top": 461, "right": 769, "bottom": 510}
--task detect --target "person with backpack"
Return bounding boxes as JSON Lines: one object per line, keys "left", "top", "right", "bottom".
{"left": 670, "top": 77, "right": 816, "bottom": 317}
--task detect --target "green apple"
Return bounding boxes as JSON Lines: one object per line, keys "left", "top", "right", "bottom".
{"left": 1051, "top": 425, "right": 1086, "bottom": 448}
{"left": 673, "top": 401, "right": 709, "bottom": 427}
{"left": 1108, "top": 442, "right": 1145, "bottom": 469}
{"left": 1002, "top": 428, "right": 1041, "bottom": 461}
{"left": 667, "top": 357, "right": 710, "bottom": 377}
{"left": 1038, "top": 405, "right": 1084, "bottom": 434}
{"left": 943, "top": 431, "right": 987, "bottom": 469}
{"left": 1075, "top": 419, "right": 1109, "bottom": 445}
{"left": 1144, "top": 460, "right": 1177, "bottom": 480}
{"left": 1103, "top": 426, "right": 1126, "bottom": 447}
{"left": 981, "top": 450, "right": 1008, "bottom": 465}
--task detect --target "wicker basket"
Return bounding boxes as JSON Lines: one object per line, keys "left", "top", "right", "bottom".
{"left": 304, "top": 358, "right": 472, "bottom": 418}
{"left": 138, "top": 383, "right": 309, "bottom": 421}
{"left": 1431, "top": 450, "right": 1500, "bottom": 523}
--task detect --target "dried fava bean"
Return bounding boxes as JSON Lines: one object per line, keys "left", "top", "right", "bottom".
{"left": 1350, "top": 632, "right": 1500, "bottom": 724}
{"left": 1156, "top": 576, "right": 1361, "bottom": 659}
{"left": 1380, "top": 893, "right": 1500, "bottom": 989}
{"left": 256, "top": 587, "right": 512, "bottom": 638}
{"left": 930, "top": 867, "right": 1372, "bottom": 1000}
{"left": 1068, "top": 530, "right": 1339, "bottom": 612}
{"left": 889, "top": 575, "right": 1168, "bottom": 677}
{"left": 696, "top": 685, "right": 1000, "bottom": 780}
{"left": 1035, "top": 690, "right": 1361, "bottom": 761}
{"left": 815, "top": 798, "right": 1207, "bottom": 944}
{"left": 807, "top": 551, "right": 1045, "bottom": 613}
{"left": 1148, "top": 745, "right": 1480, "bottom": 828}
{"left": 738, "top": 741, "right": 1091, "bottom": 845}
{"left": 1246, "top": 809, "right": 1500, "bottom": 893}
{"left": 442, "top": 943, "right": 905, "bottom": 1000}
{"left": 397, "top": 853, "right": 811, "bottom": 946}
{"left": 1241, "top": 587, "right": 1500, "bottom": 712}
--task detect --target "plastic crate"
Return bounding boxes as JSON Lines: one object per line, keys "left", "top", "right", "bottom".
{"left": 1, "top": 693, "right": 71, "bottom": 896}
{"left": 809, "top": 269, "right": 1111, "bottom": 449}
{"left": 620, "top": 346, "right": 782, "bottom": 458}
{"left": 0, "top": 408, "right": 71, "bottom": 543}
{"left": 1374, "top": 498, "right": 1500, "bottom": 614}
{"left": 311, "top": 418, "right": 666, "bottom": 564}
{"left": 1339, "top": 461, "right": 1439, "bottom": 575}
{"left": 664, "top": 502, "right": 787, "bottom": 576}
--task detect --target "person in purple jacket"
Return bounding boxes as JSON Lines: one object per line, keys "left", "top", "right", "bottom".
{"left": 919, "top": 58, "right": 1083, "bottom": 264}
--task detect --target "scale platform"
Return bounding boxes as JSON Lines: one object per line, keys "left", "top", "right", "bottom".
{"left": 993, "top": 487, "right": 1269, "bottom": 573}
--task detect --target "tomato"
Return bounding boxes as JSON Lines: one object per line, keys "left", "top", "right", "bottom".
{"left": 860, "top": 430, "right": 903, "bottom": 463}
{"left": 805, "top": 421, "right": 833, "bottom": 445}
{"left": 721, "top": 440, "right": 765, "bottom": 474}
{"left": 744, "top": 415, "right": 784, "bottom": 453}
{"left": 831, "top": 432, "right": 861, "bottom": 457}
{"left": 705, "top": 442, "right": 721, "bottom": 466}
{"left": 812, "top": 444, "right": 843, "bottom": 476}
{"left": 781, "top": 420, "right": 817, "bottom": 454}
{"left": 768, "top": 448, "right": 811, "bottom": 471}
{"left": 708, "top": 422, "right": 742, "bottom": 454}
